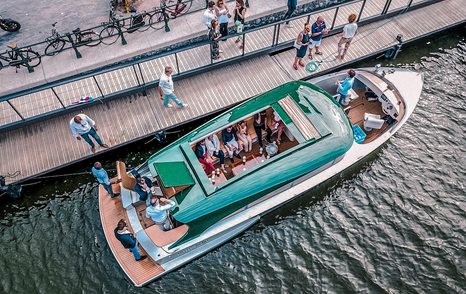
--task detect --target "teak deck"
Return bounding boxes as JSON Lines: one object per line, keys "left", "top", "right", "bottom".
{"left": 1, "top": 0, "right": 465, "bottom": 184}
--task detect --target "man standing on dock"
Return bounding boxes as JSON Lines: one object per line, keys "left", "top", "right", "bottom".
{"left": 91, "top": 162, "right": 120, "bottom": 198}
{"left": 159, "top": 66, "right": 188, "bottom": 108}
{"left": 308, "top": 16, "right": 328, "bottom": 59}
{"left": 70, "top": 114, "right": 109, "bottom": 153}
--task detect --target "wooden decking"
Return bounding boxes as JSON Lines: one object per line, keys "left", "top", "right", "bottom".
{"left": 98, "top": 185, "right": 166, "bottom": 286}
{"left": 1, "top": 0, "right": 465, "bottom": 184}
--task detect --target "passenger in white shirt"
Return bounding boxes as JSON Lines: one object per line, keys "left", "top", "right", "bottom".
{"left": 203, "top": 1, "right": 217, "bottom": 29}
{"left": 205, "top": 134, "right": 227, "bottom": 172}
{"left": 337, "top": 13, "right": 358, "bottom": 60}
{"left": 145, "top": 195, "right": 176, "bottom": 231}
{"left": 69, "top": 114, "right": 108, "bottom": 153}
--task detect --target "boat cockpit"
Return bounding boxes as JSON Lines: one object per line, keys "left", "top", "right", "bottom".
{"left": 311, "top": 70, "right": 405, "bottom": 143}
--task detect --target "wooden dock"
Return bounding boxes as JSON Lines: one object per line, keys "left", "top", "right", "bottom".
{"left": 1, "top": 0, "right": 465, "bottom": 184}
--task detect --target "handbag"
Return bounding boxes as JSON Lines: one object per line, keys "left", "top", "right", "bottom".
{"left": 293, "top": 36, "right": 302, "bottom": 49}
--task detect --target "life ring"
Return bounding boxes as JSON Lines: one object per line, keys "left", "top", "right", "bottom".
{"left": 305, "top": 61, "right": 319, "bottom": 73}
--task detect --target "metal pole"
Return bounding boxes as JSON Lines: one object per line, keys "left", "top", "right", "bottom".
{"left": 175, "top": 52, "right": 181, "bottom": 74}
{"left": 51, "top": 87, "right": 66, "bottom": 109}
{"left": 272, "top": 25, "right": 277, "bottom": 47}
{"left": 275, "top": 24, "right": 281, "bottom": 45}
{"left": 116, "top": 19, "right": 127, "bottom": 45}
{"left": 382, "top": 0, "right": 393, "bottom": 15}
{"left": 66, "top": 33, "right": 82, "bottom": 59}
{"left": 210, "top": 42, "right": 213, "bottom": 64}
{"left": 7, "top": 100, "right": 25, "bottom": 120}
{"left": 357, "top": 0, "right": 367, "bottom": 22}
{"left": 407, "top": 0, "right": 414, "bottom": 8}
{"left": 136, "top": 63, "right": 147, "bottom": 96}
{"left": 242, "top": 33, "right": 246, "bottom": 55}
{"left": 93, "top": 76, "right": 105, "bottom": 99}
{"left": 245, "top": 0, "right": 249, "bottom": 8}
{"left": 330, "top": 6, "right": 339, "bottom": 30}
{"left": 162, "top": 6, "right": 170, "bottom": 32}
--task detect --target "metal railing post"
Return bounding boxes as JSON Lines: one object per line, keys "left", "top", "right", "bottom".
{"left": 51, "top": 88, "right": 66, "bottom": 109}
{"left": 357, "top": 0, "right": 367, "bottom": 22}
{"left": 132, "top": 64, "right": 147, "bottom": 96}
{"left": 162, "top": 7, "right": 170, "bottom": 32}
{"left": 93, "top": 76, "right": 105, "bottom": 98}
{"left": 275, "top": 23, "right": 281, "bottom": 45}
{"left": 210, "top": 42, "right": 213, "bottom": 64}
{"left": 136, "top": 63, "right": 147, "bottom": 96}
{"left": 66, "top": 33, "right": 82, "bottom": 59}
{"left": 382, "top": 0, "right": 393, "bottom": 15}
{"left": 272, "top": 25, "right": 277, "bottom": 47}
{"left": 407, "top": 0, "right": 414, "bottom": 8}
{"left": 245, "top": 0, "right": 249, "bottom": 8}
{"left": 7, "top": 100, "right": 25, "bottom": 120}
{"left": 330, "top": 7, "right": 339, "bottom": 30}
{"left": 116, "top": 19, "right": 127, "bottom": 45}
{"left": 242, "top": 33, "right": 246, "bottom": 55}
{"left": 175, "top": 52, "right": 181, "bottom": 74}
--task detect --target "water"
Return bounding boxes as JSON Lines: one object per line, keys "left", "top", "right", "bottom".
{"left": 0, "top": 28, "right": 465, "bottom": 293}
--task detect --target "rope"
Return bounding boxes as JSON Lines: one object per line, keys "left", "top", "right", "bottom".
{"left": 3, "top": 171, "right": 21, "bottom": 178}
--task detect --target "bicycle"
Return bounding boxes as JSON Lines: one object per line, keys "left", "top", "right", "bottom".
{"left": 0, "top": 42, "right": 41, "bottom": 72}
{"left": 99, "top": 9, "right": 127, "bottom": 45}
{"left": 146, "top": 0, "right": 193, "bottom": 29}
{"left": 44, "top": 22, "right": 100, "bottom": 56}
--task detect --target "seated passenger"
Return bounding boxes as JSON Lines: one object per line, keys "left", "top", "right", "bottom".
{"left": 134, "top": 175, "right": 154, "bottom": 203}
{"left": 205, "top": 134, "right": 227, "bottom": 172}
{"left": 236, "top": 121, "right": 252, "bottom": 152}
{"left": 195, "top": 141, "right": 216, "bottom": 174}
{"left": 253, "top": 110, "right": 272, "bottom": 148}
{"left": 145, "top": 195, "right": 176, "bottom": 231}
{"left": 269, "top": 111, "right": 285, "bottom": 145}
{"left": 221, "top": 126, "right": 242, "bottom": 162}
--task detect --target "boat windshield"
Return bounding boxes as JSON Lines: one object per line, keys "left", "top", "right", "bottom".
{"left": 189, "top": 96, "right": 322, "bottom": 189}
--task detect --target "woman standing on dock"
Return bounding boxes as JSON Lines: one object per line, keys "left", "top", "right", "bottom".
{"left": 293, "top": 22, "right": 311, "bottom": 70}
{"left": 337, "top": 13, "right": 358, "bottom": 60}
{"left": 209, "top": 19, "right": 222, "bottom": 60}
{"left": 215, "top": 0, "right": 230, "bottom": 39}
{"left": 234, "top": 0, "right": 247, "bottom": 49}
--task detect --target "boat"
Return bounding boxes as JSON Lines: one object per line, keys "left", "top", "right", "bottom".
{"left": 98, "top": 66, "right": 423, "bottom": 286}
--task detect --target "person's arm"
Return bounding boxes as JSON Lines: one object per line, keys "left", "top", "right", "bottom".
{"left": 241, "top": 7, "right": 246, "bottom": 19}
{"left": 70, "top": 121, "right": 79, "bottom": 138}
{"left": 158, "top": 198, "right": 176, "bottom": 210}
{"left": 84, "top": 115, "right": 96, "bottom": 129}
{"left": 297, "top": 33, "right": 303, "bottom": 45}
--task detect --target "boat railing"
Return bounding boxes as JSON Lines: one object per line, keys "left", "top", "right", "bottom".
{"left": 0, "top": 0, "right": 438, "bottom": 131}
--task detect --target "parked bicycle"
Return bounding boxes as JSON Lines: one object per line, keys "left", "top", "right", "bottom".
{"left": 99, "top": 9, "right": 127, "bottom": 45}
{"left": 138, "top": 0, "right": 193, "bottom": 30}
{"left": 162, "top": 0, "right": 193, "bottom": 19}
{"left": 0, "top": 14, "right": 21, "bottom": 32}
{"left": 44, "top": 22, "right": 100, "bottom": 56}
{"left": 0, "top": 43, "right": 41, "bottom": 72}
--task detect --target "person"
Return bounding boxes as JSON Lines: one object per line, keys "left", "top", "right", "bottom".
{"left": 293, "top": 22, "right": 311, "bottom": 70}
{"left": 91, "top": 162, "right": 121, "bottom": 198}
{"left": 234, "top": 0, "right": 246, "bottom": 49}
{"left": 337, "top": 69, "right": 356, "bottom": 105}
{"left": 145, "top": 195, "right": 176, "bottom": 231}
{"left": 159, "top": 66, "right": 188, "bottom": 108}
{"left": 337, "top": 13, "right": 358, "bottom": 60}
{"left": 203, "top": 1, "right": 217, "bottom": 29}
{"left": 308, "top": 16, "right": 328, "bottom": 59}
{"left": 205, "top": 134, "right": 227, "bottom": 172}
{"left": 70, "top": 114, "right": 109, "bottom": 153}
{"left": 194, "top": 141, "right": 216, "bottom": 174}
{"left": 215, "top": 0, "right": 230, "bottom": 39}
{"left": 283, "top": 0, "right": 298, "bottom": 27}
{"left": 114, "top": 219, "right": 147, "bottom": 261}
{"left": 268, "top": 111, "right": 285, "bottom": 145}
{"left": 253, "top": 110, "right": 272, "bottom": 148}
{"left": 236, "top": 121, "right": 252, "bottom": 152}
{"left": 134, "top": 175, "right": 154, "bottom": 203}
{"left": 221, "top": 126, "right": 242, "bottom": 161}
{"left": 209, "top": 19, "right": 222, "bottom": 60}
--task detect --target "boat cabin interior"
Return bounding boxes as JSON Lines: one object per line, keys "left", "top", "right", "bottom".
{"left": 312, "top": 70, "right": 405, "bottom": 143}
{"left": 189, "top": 99, "right": 321, "bottom": 186}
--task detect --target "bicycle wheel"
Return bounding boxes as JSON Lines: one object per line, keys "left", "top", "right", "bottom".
{"left": 99, "top": 25, "right": 120, "bottom": 45}
{"left": 177, "top": 0, "right": 192, "bottom": 16}
{"left": 149, "top": 11, "right": 166, "bottom": 30}
{"left": 23, "top": 50, "right": 41, "bottom": 68}
{"left": 0, "top": 59, "right": 4, "bottom": 71}
{"left": 80, "top": 31, "right": 101, "bottom": 47}
{"left": 136, "top": 13, "right": 151, "bottom": 32}
{"left": 45, "top": 39, "right": 66, "bottom": 56}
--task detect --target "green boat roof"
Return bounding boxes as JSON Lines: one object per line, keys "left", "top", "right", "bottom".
{"left": 145, "top": 81, "right": 354, "bottom": 248}
{"left": 153, "top": 161, "right": 194, "bottom": 188}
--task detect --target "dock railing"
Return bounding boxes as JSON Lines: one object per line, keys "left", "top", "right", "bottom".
{"left": 0, "top": 0, "right": 436, "bottom": 131}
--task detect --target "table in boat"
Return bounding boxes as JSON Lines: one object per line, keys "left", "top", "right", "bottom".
{"left": 232, "top": 154, "right": 266, "bottom": 176}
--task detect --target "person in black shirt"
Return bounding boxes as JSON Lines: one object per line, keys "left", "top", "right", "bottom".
{"left": 114, "top": 219, "right": 147, "bottom": 261}
{"left": 222, "top": 126, "right": 242, "bottom": 161}
{"left": 253, "top": 111, "right": 272, "bottom": 147}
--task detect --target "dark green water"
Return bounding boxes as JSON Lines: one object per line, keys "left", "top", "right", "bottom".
{"left": 0, "top": 28, "right": 465, "bottom": 293}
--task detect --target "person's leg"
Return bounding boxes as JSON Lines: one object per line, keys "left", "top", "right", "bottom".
{"left": 163, "top": 93, "right": 171, "bottom": 106}
{"left": 80, "top": 132, "right": 95, "bottom": 148}
{"left": 337, "top": 37, "right": 345, "bottom": 58}
{"left": 247, "top": 135, "right": 253, "bottom": 152}
{"left": 220, "top": 23, "right": 228, "bottom": 38}
{"left": 129, "top": 242, "right": 141, "bottom": 260}
{"left": 265, "top": 127, "right": 272, "bottom": 143}
{"left": 342, "top": 38, "right": 352, "bottom": 59}
{"left": 102, "top": 183, "right": 114, "bottom": 197}
{"left": 315, "top": 40, "right": 322, "bottom": 54}
{"left": 254, "top": 126, "right": 263, "bottom": 147}
{"left": 88, "top": 127, "right": 104, "bottom": 146}
{"left": 217, "top": 150, "right": 226, "bottom": 170}
{"left": 167, "top": 93, "right": 184, "bottom": 107}
{"left": 339, "top": 93, "right": 347, "bottom": 105}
